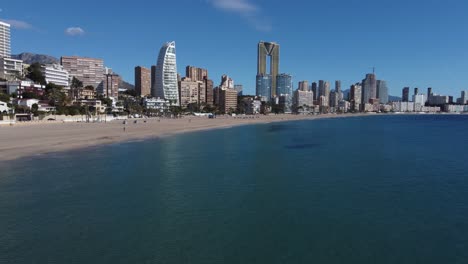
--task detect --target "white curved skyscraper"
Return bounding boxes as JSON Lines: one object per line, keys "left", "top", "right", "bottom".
{"left": 154, "top": 41, "right": 179, "bottom": 106}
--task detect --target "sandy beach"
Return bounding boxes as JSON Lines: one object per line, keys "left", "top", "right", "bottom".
{"left": 0, "top": 114, "right": 370, "bottom": 161}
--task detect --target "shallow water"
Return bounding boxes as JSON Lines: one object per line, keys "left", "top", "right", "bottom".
{"left": 1, "top": 115, "right": 467, "bottom": 263}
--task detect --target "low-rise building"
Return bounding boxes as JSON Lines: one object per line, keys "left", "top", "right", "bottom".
{"left": 143, "top": 97, "right": 169, "bottom": 112}
{"left": 0, "top": 57, "right": 23, "bottom": 81}
{"left": 41, "top": 64, "right": 69, "bottom": 87}
{"left": 75, "top": 100, "right": 105, "bottom": 113}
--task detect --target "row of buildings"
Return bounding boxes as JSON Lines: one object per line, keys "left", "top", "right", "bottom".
{"left": 134, "top": 41, "right": 241, "bottom": 113}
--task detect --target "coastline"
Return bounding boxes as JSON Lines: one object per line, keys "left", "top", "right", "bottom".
{"left": 0, "top": 113, "right": 381, "bottom": 162}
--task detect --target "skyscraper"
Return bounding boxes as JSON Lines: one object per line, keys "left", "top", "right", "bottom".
{"left": 362, "top": 74, "right": 377, "bottom": 105}
{"left": 311, "top": 82, "right": 318, "bottom": 101}
{"left": 402, "top": 87, "right": 410, "bottom": 102}
{"left": 277, "top": 74, "right": 293, "bottom": 112}
{"left": 257, "top": 41, "right": 280, "bottom": 97}
{"left": 154, "top": 41, "right": 179, "bottom": 105}
{"left": 135, "top": 66, "right": 151, "bottom": 97}
{"left": 335, "top": 80, "right": 342, "bottom": 101}
{"left": 298, "top": 81, "right": 309, "bottom": 91}
{"left": 376, "top": 80, "right": 389, "bottom": 104}
{"left": 0, "top": 21, "right": 11, "bottom": 58}
{"left": 350, "top": 83, "right": 362, "bottom": 112}
{"left": 256, "top": 74, "right": 272, "bottom": 102}
{"left": 318, "top": 80, "right": 330, "bottom": 101}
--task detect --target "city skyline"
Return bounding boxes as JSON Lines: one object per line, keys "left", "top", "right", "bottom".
{"left": 1, "top": 0, "right": 468, "bottom": 96}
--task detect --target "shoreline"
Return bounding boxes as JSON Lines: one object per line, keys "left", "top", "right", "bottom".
{"left": 0, "top": 113, "right": 424, "bottom": 162}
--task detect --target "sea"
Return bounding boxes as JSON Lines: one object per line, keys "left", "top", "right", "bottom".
{"left": 1, "top": 114, "right": 468, "bottom": 264}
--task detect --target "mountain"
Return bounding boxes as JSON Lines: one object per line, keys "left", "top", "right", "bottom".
{"left": 119, "top": 80, "right": 134, "bottom": 90}
{"left": 11, "top": 52, "right": 59, "bottom": 65}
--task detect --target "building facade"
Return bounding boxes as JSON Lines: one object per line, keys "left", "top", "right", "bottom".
{"left": 362, "top": 74, "right": 377, "bottom": 105}
{"left": 154, "top": 41, "right": 179, "bottom": 105}
{"left": 178, "top": 78, "right": 200, "bottom": 108}
{"left": 402, "top": 87, "right": 410, "bottom": 102}
{"left": 277, "top": 74, "right": 293, "bottom": 112}
{"left": 0, "top": 57, "right": 23, "bottom": 81}
{"left": 376, "top": 80, "right": 389, "bottom": 104}
{"left": 186, "top": 66, "right": 208, "bottom": 82}
{"left": 41, "top": 64, "right": 69, "bottom": 87}
{"left": 257, "top": 41, "right": 280, "bottom": 97}
{"left": 135, "top": 66, "right": 151, "bottom": 97}
{"left": 61, "top": 56, "right": 104, "bottom": 89}
{"left": 350, "top": 83, "right": 362, "bottom": 112}
{"left": 256, "top": 74, "right": 272, "bottom": 102}
{"left": 0, "top": 21, "right": 10, "bottom": 58}
{"left": 101, "top": 73, "right": 120, "bottom": 98}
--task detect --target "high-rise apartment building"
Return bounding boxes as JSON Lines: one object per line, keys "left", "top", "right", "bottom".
{"left": 135, "top": 66, "right": 151, "bottom": 97}
{"left": 318, "top": 80, "right": 330, "bottom": 101}
{"left": 205, "top": 77, "right": 214, "bottom": 106}
{"left": 377, "top": 80, "right": 389, "bottom": 104}
{"left": 350, "top": 83, "right": 362, "bottom": 112}
{"left": 362, "top": 74, "right": 377, "bottom": 104}
{"left": 186, "top": 66, "right": 208, "bottom": 82}
{"left": 402, "top": 87, "right": 410, "bottom": 102}
{"left": 311, "top": 82, "right": 318, "bottom": 101}
{"left": 256, "top": 74, "right": 272, "bottom": 102}
{"left": 178, "top": 77, "right": 201, "bottom": 108}
{"left": 102, "top": 72, "right": 120, "bottom": 98}
{"left": 277, "top": 74, "right": 293, "bottom": 112}
{"left": 151, "top": 65, "right": 157, "bottom": 96}
{"left": 298, "top": 81, "right": 309, "bottom": 91}
{"left": 154, "top": 41, "right": 179, "bottom": 105}
{"left": 257, "top": 41, "right": 280, "bottom": 97}
{"left": 61, "top": 56, "right": 105, "bottom": 89}
{"left": 294, "top": 89, "right": 314, "bottom": 110}
{"left": 0, "top": 21, "right": 11, "bottom": 58}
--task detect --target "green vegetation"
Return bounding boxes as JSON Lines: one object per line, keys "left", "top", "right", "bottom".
{"left": 25, "top": 63, "right": 46, "bottom": 85}
{"left": 0, "top": 93, "right": 10, "bottom": 103}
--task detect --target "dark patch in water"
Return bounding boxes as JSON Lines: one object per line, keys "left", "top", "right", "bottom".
{"left": 268, "top": 124, "right": 296, "bottom": 132}
{"left": 284, "top": 143, "right": 321, "bottom": 150}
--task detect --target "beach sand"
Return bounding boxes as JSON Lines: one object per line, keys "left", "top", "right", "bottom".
{"left": 0, "top": 114, "right": 368, "bottom": 161}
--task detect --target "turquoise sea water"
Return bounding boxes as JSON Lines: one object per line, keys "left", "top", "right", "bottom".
{"left": 1, "top": 115, "right": 468, "bottom": 263}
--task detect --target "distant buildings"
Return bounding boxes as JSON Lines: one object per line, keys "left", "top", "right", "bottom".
{"left": 349, "top": 83, "right": 362, "bottom": 112}
{"left": 178, "top": 77, "right": 202, "bottom": 108}
{"left": 298, "top": 81, "right": 308, "bottom": 91}
{"left": 257, "top": 41, "right": 280, "bottom": 97}
{"left": 256, "top": 74, "right": 272, "bottom": 102}
{"left": 0, "top": 21, "right": 10, "bottom": 58}
{"left": 318, "top": 80, "right": 330, "bottom": 102}
{"left": 402, "top": 87, "right": 410, "bottom": 102}
{"left": 135, "top": 66, "right": 151, "bottom": 97}
{"left": 186, "top": 66, "right": 208, "bottom": 82}
{"left": 376, "top": 80, "right": 388, "bottom": 104}
{"left": 41, "top": 64, "right": 69, "bottom": 87}
{"left": 101, "top": 71, "right": 120, "bottom": 98}
{"left": 277, "top": 74, "right": 293, "bottom": 112}
{"left": 213, "top": 75, "right": 237, "bottom": 114}
{"left": 311, "top": 82, "right": 318, "bottom": 101}
{"left": 362, "top": 74, "right": 377, "bottom": 105}
{"left": 234, "top": 84, "right": 243, "bottom": 96}
{"left": 61, "top": 56, "right": 105, "bottom": 89}
{"left": 154, "top": 41, "right": 179, "bottom": 105}
{"left": 457, "top": 91, "right": 467, "bottom": 104}
{"left": 294, "top": 89, "right": 314, "bottom": 111}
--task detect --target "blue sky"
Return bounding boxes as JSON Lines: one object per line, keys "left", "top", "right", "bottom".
{"left": 1, "top": 0, "right": 468, "bottom": 97}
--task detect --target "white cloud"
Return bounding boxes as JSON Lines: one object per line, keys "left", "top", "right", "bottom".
{"left": 1, "top": 19, "right": 32, "bottom": 29}
{"left": 208, "top": 0, "right": 272, "bottom": 32}
{"left": 65, "top": 27, "right": 85, "bottom": 36}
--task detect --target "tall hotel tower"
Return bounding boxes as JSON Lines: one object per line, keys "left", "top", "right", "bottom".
{"left": 0, "top": 21, "right": 11, "bottom": 58}
{"left": 257, "top": 41, "right": 280, "bottom": 98}
{"left": 154, "top": 41, "right": 179, "bottom": 106}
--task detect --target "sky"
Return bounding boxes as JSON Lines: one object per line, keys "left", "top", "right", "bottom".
{"left": 1, "top": 0, "right": 468, "bottom": 97}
